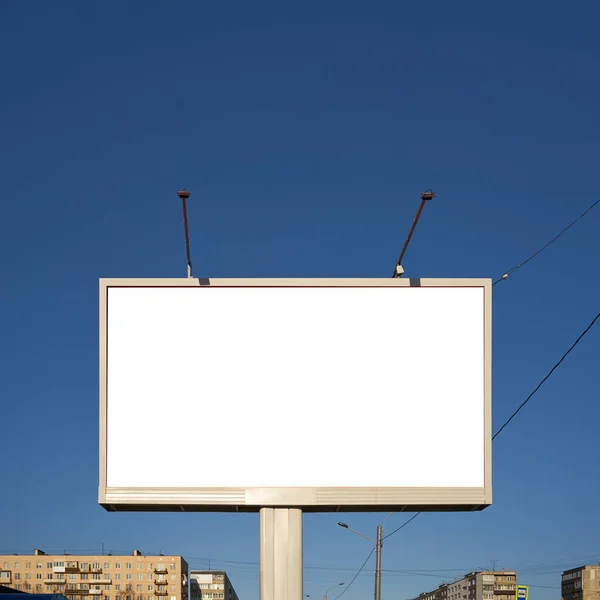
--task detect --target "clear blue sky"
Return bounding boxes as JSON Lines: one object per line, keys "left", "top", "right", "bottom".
{"left": 1, "top": 1, "right": 598, "bottom": 600}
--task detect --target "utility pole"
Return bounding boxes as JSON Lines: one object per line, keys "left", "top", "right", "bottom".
{"left": 338, "top": 515, "right": 394, "bottom": 600}
{"left": 374, "top": 525, "right": 383, "bottom": 600}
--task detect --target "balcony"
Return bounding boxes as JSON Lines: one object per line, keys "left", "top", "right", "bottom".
{"left": 0, "top": 577, "right": 11, "bottom": 585}
{"left": 154, "top": 569, "right": 168, "bottom": 575}
{"left": 156, "top": 592, "right": 168, "bottom": 596}
{"left": 89, "top": 590, "right": 102, "bottom": 595}
{"left": 155, "top": 580, "right": 168, "bottom": 586}
{"left": 46, "top": 579, "right": 67, "bottom": 584}
{"left": 80, "top": 567, "right": 103, "bottom": 574}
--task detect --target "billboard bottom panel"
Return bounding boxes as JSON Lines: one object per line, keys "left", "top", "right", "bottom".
{"left": 100, "top": 486, "right": 491, "bottom": 512}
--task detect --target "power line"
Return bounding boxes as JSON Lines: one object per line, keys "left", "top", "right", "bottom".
{"left": 370, "top": 308, "right": 599, "bottom": 572}
{"left": 332, "top": 548, "right": 374, "bottom": 600}
{"left": 493, "top": 198, "right": 600, "bottom": 286}
{"left": 382, "top": 513, "right": 421, "bottom": 541}
{"left": 493, "top": 309, "right": 600, "bottom": 440}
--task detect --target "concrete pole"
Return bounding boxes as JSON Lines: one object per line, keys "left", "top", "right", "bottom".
{"left": 374, "top": 525, "right": 383, "bottom": 600}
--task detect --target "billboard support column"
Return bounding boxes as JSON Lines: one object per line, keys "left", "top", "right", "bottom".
{"left": 259, "top": 508, "right": 303, "bottom": 600}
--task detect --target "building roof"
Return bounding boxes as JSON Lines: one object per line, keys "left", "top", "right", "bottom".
{"left": 562, "top": 565, "right": 599, "bottom": 575}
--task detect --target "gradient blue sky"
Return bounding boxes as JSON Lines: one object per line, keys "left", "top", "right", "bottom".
{"left": 1, "top": 2, "right": 599, "bottom": 600}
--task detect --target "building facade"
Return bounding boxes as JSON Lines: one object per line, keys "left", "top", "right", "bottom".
{"left": 189, "top": 572, "right": 238, "bottom": 600}
{"left": 562, "top": 566, "right": 600, "bottom": 600}
{"left": 0, "top": 550, "right": 188, "bottom": 600}
{"left": 411, "top": 571, "right": 517, "bottom": 600}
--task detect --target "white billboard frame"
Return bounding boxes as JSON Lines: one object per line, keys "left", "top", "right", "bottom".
{"left": 99, "top": 277, "right": 492, "bottom": 512}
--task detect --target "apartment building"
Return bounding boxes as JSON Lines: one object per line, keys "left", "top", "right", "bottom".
{"left": 189, "top": 572, "right": 238, "bottom": 600}
{"left": 562, "top": 566, "right": 600, "bottom": 600}
{"left": 411, "top": 571, "right": 518, "bottom": 600}
{"left": 0, "top": 549, "right": 188, "bottom": 600}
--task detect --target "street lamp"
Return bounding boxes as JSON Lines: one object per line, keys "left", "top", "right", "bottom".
{"left": 338, "top": 513, "right": 396, "bottom": 600}
{"left": 324, "top": 583, "right": 345, "bottom": 600}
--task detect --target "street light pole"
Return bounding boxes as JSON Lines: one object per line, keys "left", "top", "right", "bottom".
{"left": 339, "top": 514, "right": 395, "bottom": 600}
{"left": 323, "top": 583, "right": 344, "bottom": 600}
{"left": 374, "top": 525, "right": 383, "bottom": 600}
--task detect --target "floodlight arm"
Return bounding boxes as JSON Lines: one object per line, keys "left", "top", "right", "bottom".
{"left": 392, "top": 189, "right": 436, "bottom": 278}
{"left": 177, "top": 188, "right": 194, "bottom": 278}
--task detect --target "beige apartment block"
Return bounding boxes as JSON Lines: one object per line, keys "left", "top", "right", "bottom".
{"left": 411, "top": 571, "right": 518, "bottom": 600}
{"left": 562, "top": 565, "right": 600, "bottom": 600}
{"left": 189, "top": 571, "right": 239, "bottom": 600}
{"left": 0, "top": 549, "right": 188, "bottom": 600}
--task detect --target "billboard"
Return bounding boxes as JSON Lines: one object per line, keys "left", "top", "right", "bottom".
{"left": 517, "top": 586, "right": 528, "bottom": 600}
{"left": 99, "top": 278, "right": 491, "bottom": 511}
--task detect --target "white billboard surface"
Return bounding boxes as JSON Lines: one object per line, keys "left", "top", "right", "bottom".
{"left": 99, "top": 278, "right": 491, "bottom": 511}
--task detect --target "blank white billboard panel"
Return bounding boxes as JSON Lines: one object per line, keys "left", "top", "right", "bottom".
{"left": 99, "top": 278, "right": 491, "bottom": 511}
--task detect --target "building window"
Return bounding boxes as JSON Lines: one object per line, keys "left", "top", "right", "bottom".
{"left": 171, "top": 597, "right": 177, "bottom": 600}
{"left": 116, "top": 575, "right": 121, "bottom": 580}
{"left": 105, "top": 585, "right": 111, "bottom": 591}
{"left": 93, "top": 563, "right": 101, "bottom": 570}
{"left": 94, "top": 574, "right": 102, "bottom": 580}
{"left": 170, "top": 575, "right": 176, "bottom": 580}
{"left": 148, "top": 575, "right": 153, "bottom": 581}
{"left": 137, "top": 564, "right": 142, "bottom": 570}
{"left": 37, "top": 563, "right": 42, "bottom": 569}
{"left": 15, "top": 563, "right": 20, "bottom": 569}
{"left": 105, "top": 564, "right": 111, "bottom": 569}
{"left": 148, "top": 585, "right": 153, "bottom": 591}
{"left": 116, "top": 585, "right": 121, "bottom": 591}
{"left": 126, "top": 564, "right": 132, "bottom": 570}
{"left": 26, "top": 573, "right": 31, "bottom": 580}
{"left": 116, "top": 564, "right": 121, "bottom": 570}
{"left": 127, "top": 574, "right": 132, "bottom": 580}
{"left": 36, "top": 585, "right": 42, "bottom": 591}
{"left": 37, "top": 573, "right": 42, "bottom": 580}
{"left": 15, "top": 574, "right": 21, "bottom": 580}
{"left": 82, "top": 574, "right": 89, "bottom": 580}
{"left": 116, "top": 595, "right": 121, "bottom": 600}
{"left": 137, "top": 585, "right": 142, "bottom": 591}
{"left": 26, "top": 563, "right": 31, "bottom": 569}
{"left": 170, "top": 565, "right": 176, "bottom": 571}
{"left": 69, "top": 575, "right": 77, "bottom": 580}
{"left": 3, "top": 562, "right": 8, "bottom": 568}
{"left": 105, "top": 596, "right": 110, "bottom": 600}
{"left": 137, "top": 575, "right": 143, "bottom": 580}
